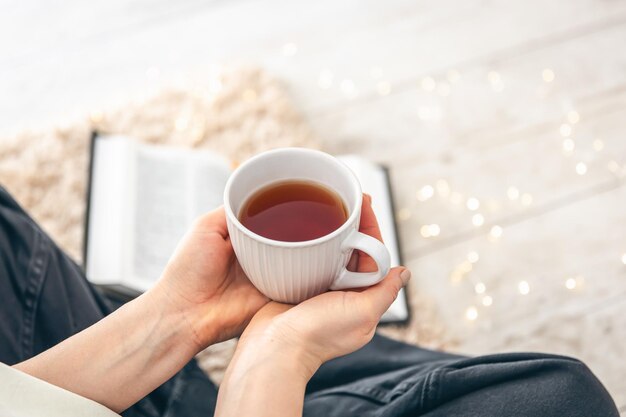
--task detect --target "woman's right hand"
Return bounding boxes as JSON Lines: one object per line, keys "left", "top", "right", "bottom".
{"left": 235, "top": 193, "right": 410, "bottom": 374}
{"left": 239, "top": 265, "right": 410, "bottom": 372}
{"left": 215, "top": 195, "right": 411, "bottom": 417}
{"left": 215, "top": 267, "right": 410, "bottom": 417}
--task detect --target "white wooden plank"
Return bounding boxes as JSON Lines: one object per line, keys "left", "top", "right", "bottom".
{"left": 271, "top": 0, "right": 626, "bottom": 113}
{"left": 0, "top": 0, "right": 214, "bottom": 66}
{"left": 313, "top": 23, "right": 626, "bottom": 165}
{"left": 308, "top": 23, "right": 626, "bottom": 255}
{"left": 401, "top": 185, "right": 626, "bottom": 406}
{"left": 3, "top": 0, "right": 626, "bottom": 134}
{"left": 404, "top": 184, "right": 626, "bottom": 340}
{"left": 460, "top": 298, "right": 626, "bottom": 408}
{"left": 394, "top": 100, "right": 626, "bottom": 256}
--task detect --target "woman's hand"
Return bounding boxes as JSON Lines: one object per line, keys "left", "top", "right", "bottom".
{"left": 238, "top": 266, "right": 409, "bottom": 372}
{"left": 239, "top": 194, "right": 409, "bottom": 370}
{"left": 154, "top": 207, "right": 269, "bottom": 349}
{"left": 216, "top": 195, "right": 410, "bottom": 417}
{"left": 15, "top": 206, "right": 269, "bottom": 413}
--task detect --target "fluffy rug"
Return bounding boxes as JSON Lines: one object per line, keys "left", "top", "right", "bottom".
{"left": 0, "top": 67, "right": 450, "bottom": 383}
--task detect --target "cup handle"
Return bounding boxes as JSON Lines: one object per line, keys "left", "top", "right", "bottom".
{"left": 330, "top": 229, "right": 391, "bottom": 290}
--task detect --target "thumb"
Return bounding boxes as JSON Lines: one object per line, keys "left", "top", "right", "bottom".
{"left": 248, "top": 302, "right": 293, "bottom": 326}
{"left": 361, "top": 267, "right": 411, "bottom": 317}
{"left": 192, "top": 206, "right": 229, "bottom": 238}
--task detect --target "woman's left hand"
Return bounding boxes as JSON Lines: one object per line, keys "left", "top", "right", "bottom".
{"left": 155, "top": 207, "right": 269, "bottom": 349}
{"left": 15, "top": 206, "right": 268, "bottom": 413}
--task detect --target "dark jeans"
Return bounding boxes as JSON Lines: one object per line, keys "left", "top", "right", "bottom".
{"left": 0, "top": 185, "right": 619, "bottom": 417}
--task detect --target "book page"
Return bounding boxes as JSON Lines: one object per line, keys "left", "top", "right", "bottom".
{"left": 337, "top": 156, "right": 408, "bottom": 323}
{"left": 129, "top": 143, "right": 231, "bottom": 290}
{"left": 86, "top": 136, "right": 133, "bottom": 286}
{"left": 131, "top": 146, "right": 191, "bottom": 289}
{"left": 189, "top": 153, "right": 232, "bottom": 219}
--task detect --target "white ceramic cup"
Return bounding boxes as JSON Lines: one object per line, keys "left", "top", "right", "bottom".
{"left": 223, "top": 147, "right": 391, "bottom": 304}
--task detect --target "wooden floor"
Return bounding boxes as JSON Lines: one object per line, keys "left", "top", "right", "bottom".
{"left": 2, "top": 0, "right": 625, "bottom": 411}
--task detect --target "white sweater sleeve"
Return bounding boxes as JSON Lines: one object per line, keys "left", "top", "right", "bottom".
{"left": 0, "top": 362, "right": 119, "bottom": 417}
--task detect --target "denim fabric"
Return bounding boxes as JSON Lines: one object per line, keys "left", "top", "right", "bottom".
{"left": 307, "top": 341, "right": 619, "bottom": 416}
{"left": 0, "top": 185, "right": 619, "bottom": 417}
{"left": 0, "top": 186, "right": 216, "bottom": 417}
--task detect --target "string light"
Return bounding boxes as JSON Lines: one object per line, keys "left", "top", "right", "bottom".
{"left": 436, "top": 179, "right": 450, "bottom": 197}
{"left": 575, "top": 162, "right": 587, "bottom": 176}
{"left": 521, "top": 193, "right": 533, "bottom": 206}
{"left": 421, "top": 77, "right": 436, "bottom": 91}
{"left": 562, "top": 138, "right": 575, "bottom": 153}
{"left": 318, "top": 69, "right": 334, "bottom": 89}
{"left": 559, "top": 123, "right": 572, "bottom": 137}
{"left": 466, "top": 197, "right": 480, "bottom": 211}
{"left": 282, "top": 42, "right": 298, "bottom": 56}
{"left": 608, "top": 160, "right": 620, "bottom": 174}
{"left": 482, "top": 295, "right": 493, "bottom": 307}
{"left": 417, "top": 185, "right": 435, "bottom": 201}
{"left": 377, "top": 81, "right": 392, "bottom": 96}
{"left": 487, "top": 70, "right": 504, "bottom": 93}
{"left": 447, "top": 69, "right": 460, "bottom": 83}
{"left": 593, "top": 139, "right": 604, "bottom": 151}
{"left": 420, "top": 224, "right": 440, "bottom": 238}
{"left": 489, "top": 225, "right": 503, "bottom": 239}
{"left": 487, "top": 71, "right": 501, "bottom": 83}
{"left": 459, "top": 261, "right": 473, "bottom": 273}
{"left": 565, "top": 275, "right": 585, "bottom": 290}
{"left": 450, "top": 192, "right": 464, "bottom": 205}
{"left": 542, "top": 68, "right": 555, "bottom": 82}
{"left": 621, "top": 253, "right": 626, "bottom": 265}
{"left": 465, "top": 306, "right": 478, "bottom": 321}
{"left": 507, "top": 186, "right": 520, "bottom": 200}
{"left": 474, "top": 282, "right": 486, "bottom": 294}
{"left": 518, "top": 280, "right": 530, "bottom": 295}
{"left": 608, "top": 162, "right": 626, "bottom": 177}
{"left": 450, "top": 271, "right": 464, "bottom": 283}
{"left": 450, "top": 261, "right": 473, "bottom": 283}
{"left": 467, "top": 251, "right": 479, "bottom": 263}
{"left": 567, "top": 111, "right": 580, "bottom": 124}
{"left": 397, "top": 208, "right": 411, "bottom": 221}
{"left": 472, "top": 213, "right": 485, "bottom": 227}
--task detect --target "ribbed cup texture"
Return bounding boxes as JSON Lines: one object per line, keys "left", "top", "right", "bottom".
{"left": 227, "top": 221, "right": 356, "bottom": 304}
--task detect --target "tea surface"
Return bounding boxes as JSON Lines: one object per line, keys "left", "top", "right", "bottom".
{"left": 239, "top": 180, "right": 348, "bottom": 242}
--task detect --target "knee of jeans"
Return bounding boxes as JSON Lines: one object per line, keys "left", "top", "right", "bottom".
{"left": 432, "top": 354, "right": 620, "bottom": 417}
{"left": 535, "top": 356, "right": 618, "bottom": 416}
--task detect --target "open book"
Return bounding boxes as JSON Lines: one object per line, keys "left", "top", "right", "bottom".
{"left": 84, "top": 133, "right": 409, "bottom": 324}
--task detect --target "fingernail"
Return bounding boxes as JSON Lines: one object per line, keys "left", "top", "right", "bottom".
{"left": 400, "top": 268, "right": 411, "bottom": 285}
{"left": 364, "top": 193, "right": 372, "bottom": 203}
